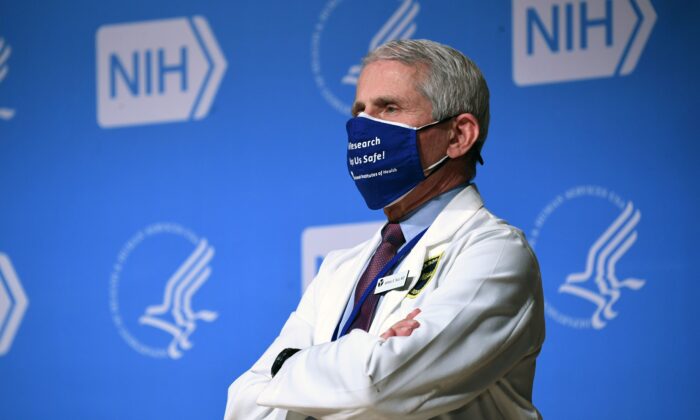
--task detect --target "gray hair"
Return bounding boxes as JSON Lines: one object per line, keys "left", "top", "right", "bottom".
{"left": 363, "top": 39, "right": 490, "bottom": 145}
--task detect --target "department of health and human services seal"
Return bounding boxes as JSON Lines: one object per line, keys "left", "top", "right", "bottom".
{"left": 530, "top": 186, "right": 647, "bottom": 330}
{"left": 109, "top": 223, "right": 218, "bottom": 359}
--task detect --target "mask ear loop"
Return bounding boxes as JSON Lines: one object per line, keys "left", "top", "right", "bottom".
{"left": 418, "top": 115, "right": 455, "bottom": 176}
{"left": 420, "top": 115, "right": 486, "bottom": 166}
{"left": 423, "top": 155, "right": 449, "bottom": 175}
{"left": 416, "top": 115, "right": 456, "bottom": 131}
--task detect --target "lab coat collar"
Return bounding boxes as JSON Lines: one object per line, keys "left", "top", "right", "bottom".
{"left": 420, "top": 184, "right": 484, "bottom": 246}
{"left": 397, "top": 184, "right": 466, "bottom": 246}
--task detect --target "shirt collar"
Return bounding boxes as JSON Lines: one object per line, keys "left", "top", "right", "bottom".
{"left": 397, "top": 184, "right": 468, "bottom": 246}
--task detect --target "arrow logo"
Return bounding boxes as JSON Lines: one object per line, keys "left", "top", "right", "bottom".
{"left": 616, "top": 0, "right": 657, "bottom": 76}
{"left": 0, "top": 253, "right": 28, "bottom": 356}
{"left": 96, "top": 16, "right": 228, "bottom": 128}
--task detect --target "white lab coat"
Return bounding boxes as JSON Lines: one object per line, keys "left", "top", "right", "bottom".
{"left": 225, "top": 185, "right": 545, "bottom": 419}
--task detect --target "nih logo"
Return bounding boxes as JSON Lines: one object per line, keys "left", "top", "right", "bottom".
{"left": 513, "top": 0, "right": 657, "bottom": 85}
{"left": 96, "top": 16, "right": 227, "bottom": 128}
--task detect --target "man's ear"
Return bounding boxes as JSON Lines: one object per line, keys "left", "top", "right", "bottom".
{"left": 447, "top": 113, "right": 480, "bottom": 158}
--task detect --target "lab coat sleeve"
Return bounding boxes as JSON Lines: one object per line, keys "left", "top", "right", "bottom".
{"left": 256, "top": 228, "right": 545, "bottom": 419}
{"left": 224, "top": 266, "right": 321, "bottom": 420}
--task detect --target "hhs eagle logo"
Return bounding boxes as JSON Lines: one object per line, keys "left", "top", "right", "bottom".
{"left": 530, "top": 186, "right": 647, "bottom": 329}
{"left": 0, "top": 37, "right": 15, "bottom": 121}
{"left": 559, "top": 201, "right": 645, "bottom": 329}
{"left": 110, "top": 223, "right": 218, "bottom": 359}
{"left": 311, "top": 0, "right": 421, "bottom": 115}
{"left": 138, "top": 239, "right": 218, "bottom": 359}
{"left": 340, "top": 0, "right": 420, "bottom": 86}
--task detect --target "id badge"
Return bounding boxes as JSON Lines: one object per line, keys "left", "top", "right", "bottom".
{"left": 374, "top": 271, "right": 409, "bottom": 294}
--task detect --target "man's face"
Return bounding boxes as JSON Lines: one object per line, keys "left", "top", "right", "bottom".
{"left": 352, "top": 60, "right": 450, "bottom": 170}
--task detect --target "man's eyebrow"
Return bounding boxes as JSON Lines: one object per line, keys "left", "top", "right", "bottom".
{"left": 352, "top": 96, "right": 404, "bottom": 116}
{"left": 373, "top": 96, "right": 403, "bottom": 106}
{"left": 351, "top": 100, "right": 364, "bottom": 116}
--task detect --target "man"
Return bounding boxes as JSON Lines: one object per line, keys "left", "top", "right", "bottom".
{"left": 225, "top": 39, "right": 545, "bottom": 419}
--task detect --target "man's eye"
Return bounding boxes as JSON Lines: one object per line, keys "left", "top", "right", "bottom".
{"left": 385, "top": 106, "right": 398, "bottom": 113}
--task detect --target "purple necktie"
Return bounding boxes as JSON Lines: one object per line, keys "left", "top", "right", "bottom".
{"left": 348, "top": 223, "right": 405, "bottom": 332}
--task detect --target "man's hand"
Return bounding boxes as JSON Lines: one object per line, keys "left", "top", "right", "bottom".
{"left": 380, "top": 308, "right": 421, "bottom": 340}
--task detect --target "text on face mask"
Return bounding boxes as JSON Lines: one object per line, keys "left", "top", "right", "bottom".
{"left": 348, "top": 136, "right": 381, "bottom": 150}
{"left": 350, "top": 167, "right": 398, "bottom": 180}
{"left": 348, "top": 151, "right": 385, "bottom": 166}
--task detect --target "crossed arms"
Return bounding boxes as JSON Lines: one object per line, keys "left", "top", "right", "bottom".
{"left": 224, "top": 228, "right": 544, "bottom": 419}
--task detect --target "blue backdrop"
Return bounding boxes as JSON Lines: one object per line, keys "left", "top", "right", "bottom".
{"left": 0, "top": 0, "right": 698, "bottom": 419}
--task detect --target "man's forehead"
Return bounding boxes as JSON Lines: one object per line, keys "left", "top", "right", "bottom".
{"left": 355, "top": 61, "right": 425, "bottom": 99}
{"left": 358, "top": 60, "right": 425, "bottom": 85}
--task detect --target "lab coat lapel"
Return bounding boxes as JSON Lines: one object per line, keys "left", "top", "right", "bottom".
{"left": 317, "top": 227, "right": 384, "bottom": 342}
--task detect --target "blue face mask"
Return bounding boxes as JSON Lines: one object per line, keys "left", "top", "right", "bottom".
{"left": 346, "top": 112, "right": 454, "bottom": 210}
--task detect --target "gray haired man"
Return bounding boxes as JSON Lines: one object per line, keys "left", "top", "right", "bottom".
{"left": 226, "top": 39, "right": 545, "bottom": 420}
